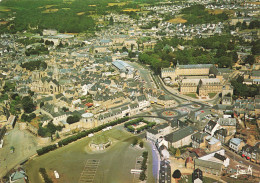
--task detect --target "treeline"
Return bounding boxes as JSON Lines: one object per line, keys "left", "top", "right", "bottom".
{"left": 231, "top": 20, "right": 260, "bottom": 31}
{"left": 139, "top": 151, "right": 148, "bottom": 181}
{"left": 0, "top": 0, "right": 154, "bottom": 34}
{"left": 231, "top": 75, "right": 260, "bottom": 99}
{"left": 38, "top": 122, "right": 63, "bottom": 138}
{"left": 39, "top": 168, "right": 53, "bottom": 183}
{"left": 141, "top": 34, "right": 255, "bottom": 71}
{"left": 25, "top": 45, "right": 49, "bottom": 56}
{"left": 21, "top": 60, "right": 47, "bottom": 71}
{"left": 37, "top": 117, "right": 129, "bottom": 156}
{"left": 139, "top": 53, "right": 170, "bottom": 73}
{"left": 181, "top": 5, "right": 229, "bottom": 25}
{"left": 37, "top": 144, "right": 57, "bottom": 156}
{"left": 66, "top": 115, "right": 80, "bottom": 124}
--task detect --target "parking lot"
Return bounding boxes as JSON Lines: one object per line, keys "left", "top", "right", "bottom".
{"left": 0, "top": 126, "right": 40, "bottom": 178}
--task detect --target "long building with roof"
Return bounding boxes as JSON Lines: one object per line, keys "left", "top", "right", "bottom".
{"left": 112, "top": 60, "right": 135, "bottom": 78}
{"left": 161, "top": 63, "right": 218, "bottom": 80}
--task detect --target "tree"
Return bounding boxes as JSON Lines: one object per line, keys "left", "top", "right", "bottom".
{"left": 56, "top": 132, "right": 60, "bottom": 139}
{"left": 28, "top": 90, "right": 34, "bottom": 96}
{"left": 66, "top": 115, "right": 80, "bottom": 124}
{"left": 132, "top": 138, "right": 138, "bottom": 146}
{"left": 22, "top": 96, "right": 35, "bottom": 113}
{"left": 251, "top": 40, "right": 260, "bottom": 55}
{"left": 109, "top": 16, "right": 114, "bottom": 26}
{"left": 122, "top": 46, "right": 128, "bottom": 53}
{"left": 245, "top": 55, "right": 255, "bottom": 65}
{"left": 128, "top": 51, "right": 136, "bottom": 58}
{"left": 172, "top": 169, "right": 182, "bottom": 181}
{"left": 175, "top": 148, "right": 181, "bottom": 158}
{"left": 241, "top": 21, "right": 247, "bottom": 30}
{"left": 139, "top": 141, "right": 144, "bottom": 148}
{"left": 139, "top": 171, "right": 146, "bottom": 181}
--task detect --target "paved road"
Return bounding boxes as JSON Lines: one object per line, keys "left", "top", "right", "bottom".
{"left": 224, "top": 146, "right": 260, "bottom": 176}
{"left": 148, "top": 141, "right": 160, "bottom": 182}
{"left": 126, "top": 62, "right": 156, "bottom": 89}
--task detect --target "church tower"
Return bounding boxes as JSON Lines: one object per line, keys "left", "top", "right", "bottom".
{"left": 52, "top": 65, "right": 60, "bottom": 80}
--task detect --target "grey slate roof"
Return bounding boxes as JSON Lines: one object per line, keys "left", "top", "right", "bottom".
{"left": 195, "top": 159, "right": 222, "bottom": 171}
{"left": 165, "top": 126, "right": 196, "bottom": 143}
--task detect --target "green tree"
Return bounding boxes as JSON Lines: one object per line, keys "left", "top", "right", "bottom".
{"left": 133, "top": 138, "right": 138, "bottom": 146}
{"left": 175, "top": 148, "right": 181, "bottom": 158}
{"left": 56, "top": 132, "right": 60, "bottom": 139}
{"left": 139, "top": 141, "right": 144, "bottom": 148}
{"left": 22, "top": 96, "right": 35, "bottom": 113}
{"left": 139, "top": 171, "right": 146, "bottom": 181}
{"left": 67, "top": 115, "right": 80, "bottom": 124}
{"left": 245, "top": 55, "right": 255, "bottom": 65}
{"left": 109, "top": 16, "right": 114, "bottom": 26}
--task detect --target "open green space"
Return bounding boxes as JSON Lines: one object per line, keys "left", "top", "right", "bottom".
{"left": 179, "top": 174, "right": 220, "bottom": 183}
{"left": 0, "top": 0, "right": 154, "bottom": 34}
{"left": 25, "top": 127, "right": 155, "bottom": 183}
{"left": 208, "top": 93, "right": 217, "bottom": 99}
{"left": 184, "top": 93, "right": 198, "bottom": 99}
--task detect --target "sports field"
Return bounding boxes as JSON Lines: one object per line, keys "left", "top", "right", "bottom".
{"left": 25, "top": 127, "right": 155, "bottom": 183}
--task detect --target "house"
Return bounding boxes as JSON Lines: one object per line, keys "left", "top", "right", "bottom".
{"left": 146, "top": 123, "right": 172, "bottom": 143}
{"left": 195, "top": 149, "right": 229, "bottom": 175}
{"left": 191, "top": 132, "right": 209, "bottom": 148}
{"left": 217, "top": 118, "right": 236, "bottom": 136}
{"left": 192, "top": 168, "right": 203, "bottom": 183}
{"left": 229, "top": 138, "right": 245, "bottom": 153}
{"left": 194, "top": 159, "right": 223, "bottom": 176}
{"left": 251, "top": 142, "right": 260, "bottom": 164}
{"left": 204, "top": 120, "right": 220, "bottom": 136}
{"left": 242, "top": 144, "right": 253, "bottom": 160}
{"left": 214, "top": 128, "right": 228, "bottom": 143}
{"left": 136, "top": 95, "right": 150, "bottom": 110}
{"left": 205, "top": 136, "right": 222, "bottom": 152}
{"left": 157, "top": 94, "right": 176, "bottom": 107}
{"left": 242, "top": 143, "right": 260, "bottom": 163}
{"left": 9, "top": 170, "right": 27, "bottom": 183}
{"left": 164, "top": 126, "right": 197, "bottom": 148}
{"left": 6, "top": 115, "right": 16, "bottom": 130}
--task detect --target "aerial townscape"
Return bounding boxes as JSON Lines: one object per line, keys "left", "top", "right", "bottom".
{"left": 0, "top": 0, "right": 260, "bottom": 183}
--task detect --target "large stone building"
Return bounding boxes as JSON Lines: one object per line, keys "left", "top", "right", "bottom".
{"left": 30, "top": 66, "right": 65, "bottom": 94}
{"left": 198, "top": 78, "right": 222, "bottom": 96}
{"left": 161, "top": 64, "right": 218, "bottom": 81}
{"left": 180, "top": 78, "right": 222, "bottom": 96}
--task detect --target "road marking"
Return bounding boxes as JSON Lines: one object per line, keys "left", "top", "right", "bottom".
{"left": 78, "top": 159, "right": 100, "bottom": 183}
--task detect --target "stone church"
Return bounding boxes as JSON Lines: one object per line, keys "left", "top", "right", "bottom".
{"left": 30, "top": 66, "right": 65, "bottom": 94}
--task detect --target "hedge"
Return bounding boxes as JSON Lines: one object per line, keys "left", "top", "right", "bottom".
{"left": 139, "top": 151, "right": 148, "bottom": 181}
{"left": 39, "top": 168, "right": 53, "bottom": 183}
{"left": 37, "top": 117, "right": 130, "bottom": 156}
{"left": 37, "top": 144, "right": 57, "bottom": 156}
{"left": 125, "top": 118, "right": 156, "bottom": 133}
{"left": 58, "top": 117, "right": 129, "bottom": 147}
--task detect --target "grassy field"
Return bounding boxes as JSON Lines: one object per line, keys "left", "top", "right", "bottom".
{"left": 25, "top": 127, "right": 155, "bottom": 183}
{"left": 184, "top": 93, "right": 198, "bottom": 99}
{"left": 168, "top": 17, "right": 187, "bottom": 24}
{"left": 179, "top": 174, "right": 220, "bottom": 183}
{"left": 208, "top": 93, "right": 217, "bottom": 99}
{"left": 108, "top": 2, "right": 128, "bottom": 6}
{"left": 0, "top": 6, "right": 11, "bottom": 12}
